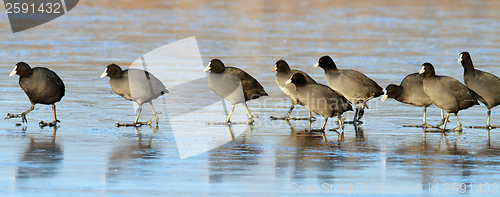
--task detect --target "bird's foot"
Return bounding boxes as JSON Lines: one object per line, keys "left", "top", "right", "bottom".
{"left": 206, "top": 121, "right": 230, "bottom": 125}
{"left": 6, "top": 113, "right": 27, "bottom": 123}
{"left": 146, "top": 114, "right": 160, "bottom": 125}
{"left": 269, "top": 116, "right": 284, "bottom": 120}
{"left": 246, "top": 117, "right": 254, "bottom": 125}
{"left": 116, "top": 122, "right": 144, "bottom": 127}
{"left": 306, "top": 129, "right": 324, "bottom": 133}
{"left": 451, "top": 126, "right": 464, "bottom": 132}
{"left": 467, "top": 125, "right": 499, "bottom": 129}
{"left": 270, "top": 116, "right": 316, "bottom": 121}
{"left": 403, "top": 123, "right": 438, "bottom": 128}
{"left": 39, "top": 120, "right": 60, "bottom": 127}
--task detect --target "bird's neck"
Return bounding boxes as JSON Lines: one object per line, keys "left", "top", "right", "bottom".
{"left": 462, "top": 61, "right": 475, "bottom": 76}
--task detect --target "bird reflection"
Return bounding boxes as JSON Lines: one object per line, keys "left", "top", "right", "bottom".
{"left": 391, "top": 128, "right": 500, "bottom": 191}
{"left": 275, "top": 121, "right": 380, "bottom": 182}
{"left": 275, "top": 120, "right": 342, "bottom": 181}
{"left": 208, "top": 125, "right": 261, "bottom": 183}
{"left": 16, "top": 127, "right": 63, "bottom": 179}
{"left": 106, "top": 125, "right": 159, "bottom": 183}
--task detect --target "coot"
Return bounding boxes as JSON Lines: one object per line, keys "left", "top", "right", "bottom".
{"left": 381, "top": 73, "right": 446, "bottom": 127}
{"left": 204, "top": 59, "right": 268, "bottom": 124}
{"left": 271, "top": 59, "right": 316, "bottom": 121}
{"left": 100, "top": 64, "right": 168, "bottom": 127}
{"left": 314, "top": 55, "right": 382, "bottom": 124}
{"left": 6, "top": 62, "right": 65, "bottom": 127}
{"left": 458, "top": 51, "right": 500, "bottom": 128}
{"left": 419, "top": 62, "right": 479, "bottom": 131}
{"left": 286, "top": 73, "right": 353, "bottom": 131}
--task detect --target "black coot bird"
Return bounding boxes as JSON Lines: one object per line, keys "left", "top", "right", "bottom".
{"left": 286, "top": 73, "right": 353, "bottom": 131}
{"left": 314, "top": 55, "right": 382, "bottom": 124}
{"left": 100, "top": 64, "right": 168, "bottom": 127}
{"left": 419, "top": 62, "right": 479, "bottom": 131}
{"left": 204, "top": 59, "right": 268, "bottom": 125}
{"left": 271, "top": 59, "right": 316, "bottom": 121}
{"left": 458, "top": 51, "right": 500, "bottom": 128}
{"left": 6, "top": 62, "right": 65, "bottom": 127}
{"left": 381, "top": 73, "right": 446, "bottom": 127}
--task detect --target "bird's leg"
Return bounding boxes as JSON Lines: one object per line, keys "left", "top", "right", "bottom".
{"left": 339, "top": 116, "right": 345, "bottom": 130}
{"left": 329, "top": 116, "right": 344, "bottom": 131}
{"left": 243, "top": 103, "right": 254, "bottom": 125}
{"left": 357, "top": 102, "right": 365, "bottom": 121}
{"left": 452, "top": 113, "right": 465, "bottom": 132}
{"left": 487, "top": 108, "right": 491, "bottom": 128}
{"left": 134, "top": 105, "right": 142, "bottom": 124}
{"left": 403, "top": 106, "right": 433, "bottom": 128}
{"left": 145, "top": 102, "right": 160, "bottom": 125}
{"left": 308, "top": 111, "right": 317, "bottom": 122}
{"left": 225, "top": 104, "right": 236, "bottom": 124}
{"left": 39, "top": 104, "right": 60, "bottom": 127}
{"left": 352, "top": 103, "right": 359, "bottom": 124}
{"left": 116, "top": 105, "right": 143, "bottom": 127}
{"left": 321, "top": 117, "right": 328, "bottom": 131}
{"left": 422, "top": 106, "right": 429, "bottom": 127}
{"left": 441, "top": 112, "right": 450, "bottom": 130}
{"left": 433, "top": 109, "right": 448, "bottom": 128}
{"left": 270, "top": 104, "right": 295, "bottom": 120}
{"left": 284, "top": 103, "right": 294, "bottom": 119}
{"left": 6, "top": 103, "right": 35, "bottom": 123}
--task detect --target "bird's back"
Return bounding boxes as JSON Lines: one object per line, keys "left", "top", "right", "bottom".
{"left": 296, "top": 83, "right": 352, "bottom": 118}
{"left": 111, "top": 69, "right": 167, "bottom": 106}
{"left": 398, "top": 73, "right": 432, "bottom": 107}
{"left": 224, "top": 67, "right": 267, "bottom": 101}
{"left": 464, "top": 69, "right": 500, "bottom": 108}
{"left": 326, "top": 69, "right": 382, "bottom": 103}
{"left": 424, "top": 75, "right": 478, "bottom": 112}
{"left": 276, "top": 69, "right": 316, "bottom": 104}
{"left": 19, "top": 67, "right": 65, "bottom": 104}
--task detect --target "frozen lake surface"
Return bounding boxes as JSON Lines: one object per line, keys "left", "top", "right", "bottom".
{"left": 1, "top": 0, "right": 500, "bottom": 196}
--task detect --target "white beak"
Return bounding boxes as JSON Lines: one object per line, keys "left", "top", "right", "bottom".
{"left": 100, "top": 68, "right": 108, "bottom": 78}
{"left": 285, "top": 76, "right": 292, "bottom": 84}
{"left": 418, "top": 66, "right": 425, "bottom": 74}
{"left": 9, "top": 66, "right": 17, "bottom": 76}
{"left": 313, "top": 62, "right": 319, "bottom": 67}
{"left": 271, "top": 65, "right": 277, "bottom": 72}
{"left": 204, "top": 62, "right": 211, "bottom": 72}
{"left": 381, "top": 90, "right": 388, "bottom": 101}
{"left": 457, "top": 54, "right": 463, "bottom": 63}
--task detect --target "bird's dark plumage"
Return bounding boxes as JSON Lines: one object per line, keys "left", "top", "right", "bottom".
{"left": 314, "top": 55, "right": 383, "bottom": 104}
{"left": 287, "top": 72, "right": 353, "bottom": 130}
{"left": 206, "top": 59, "right": 267, "bottom": 104}
{"left": 383, "top": 73, "right": 432, "bottom": 107}
{"left": 420, "top": 63, "right": 478, "bottom": 113}
{"left": 271, "top": 59, "right": 317, "bottom": 120}
{"left": 204, "top": 59, "right": 267, "bottom": 124}
{"left": 458, "top": 52, "right": 500, "bottom": 109}
{"left": 7, "top": 62, "right": 65, "bottom": 126}
{"left": 102, "top": 64, "right": 168, "bottom": 106}
{"left": 458, "top": 51, "right": 500, "bottom": 128}
{"left": 382, "top": 72, "right": 448, "bottom": 127}
{"left": 273, "top": 59, "right": 316, "bottom": 105}
{"left": 101, "top": 63, "right": 168, "bottom": 126}
{"left": 419, "top": 62, "right": 479, "bottom": 131}
{"left": 314, "top": 55, "right": 382, "bottom": 123}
